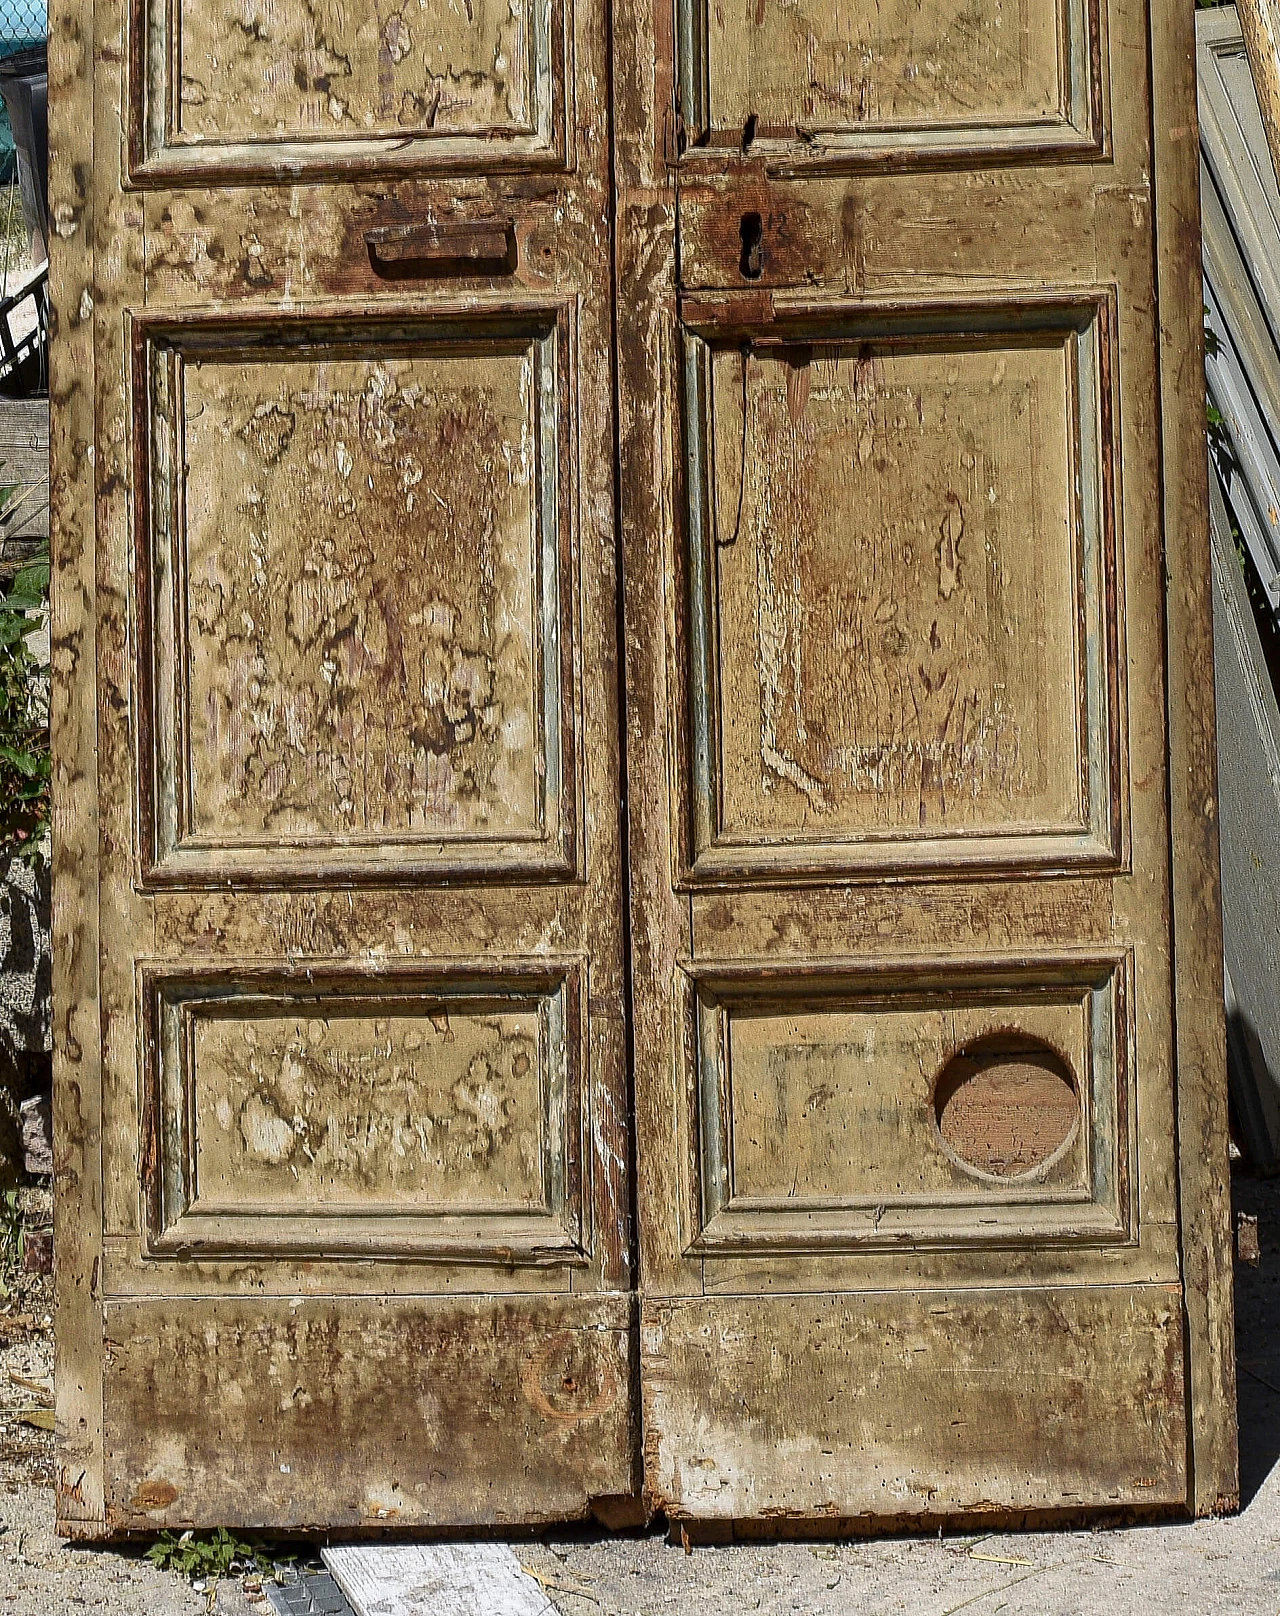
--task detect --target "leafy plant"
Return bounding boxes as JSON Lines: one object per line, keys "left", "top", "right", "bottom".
{"left": 0, "top": 538, "right": 50, "bottom": 863}
{"left": 0, "top": 1188, "right": 23, "bottom": 1294}
{"left": 145, "top": 1528, "right": 297, "bottom": 1583}
{"left": 1207, "top": 399, "right": 1233, "bottom": 456}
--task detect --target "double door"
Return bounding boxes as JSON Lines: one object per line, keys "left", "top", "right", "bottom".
{"left": 52, "top": 0, "right": 1237, "bottom": 1531}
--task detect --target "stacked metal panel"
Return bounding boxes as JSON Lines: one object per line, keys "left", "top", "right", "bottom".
{"left": 1200, "top": 4, "right": 1280, "bottom": 1168}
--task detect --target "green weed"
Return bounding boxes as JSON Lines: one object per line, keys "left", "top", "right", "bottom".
{"left": 144, "top": 1528, "right": 297, "bottom": 1583}
{"left": 0, "top": 537, "right": 49, "bottom": 863}
{"left": 0, "top": 1188, "right": 23, "bottom": 1294}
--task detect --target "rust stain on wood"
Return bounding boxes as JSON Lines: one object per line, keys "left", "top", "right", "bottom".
{"left": 129, "top": 1480, "right": 180, "bottom": 1513}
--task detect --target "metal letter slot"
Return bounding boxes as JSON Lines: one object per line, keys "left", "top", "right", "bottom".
{"left": 365, "top": 219, "right": 518, "bottom": 277}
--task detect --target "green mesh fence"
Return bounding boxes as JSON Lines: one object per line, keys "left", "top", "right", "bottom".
{"left": 0, "top": 0, "right": 43, "bottom": 59}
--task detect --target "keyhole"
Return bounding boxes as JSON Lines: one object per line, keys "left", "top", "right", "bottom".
{"left": 739, "top": 212, "right": 764, "bottom": 280}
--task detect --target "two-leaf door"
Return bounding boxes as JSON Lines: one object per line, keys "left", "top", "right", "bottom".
{"left": 52, "top": 0, "right": 1236, "bottom": 1531}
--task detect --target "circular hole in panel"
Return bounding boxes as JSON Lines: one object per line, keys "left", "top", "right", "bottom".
{"left": 933, "top": 1032, "right": 1079, "bottom": 1180}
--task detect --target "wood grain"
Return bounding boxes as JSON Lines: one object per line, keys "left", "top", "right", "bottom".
{"left": 101, "top": 1296, "right": 634, "bottom": 1530}
{"left": 324, "top": 1545, "right": 555, "bottom": 1616}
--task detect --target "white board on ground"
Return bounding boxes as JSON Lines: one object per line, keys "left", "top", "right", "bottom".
{"left": 322, "top": 1544, "right": 556, "bottom": 1616}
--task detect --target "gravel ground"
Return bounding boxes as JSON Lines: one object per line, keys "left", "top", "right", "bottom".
{"left": 0, "top": 1188, "right": 204, "bottom": 1614}
{"left": 1, "top": 1174, "right": 1277, "bottom": 1615}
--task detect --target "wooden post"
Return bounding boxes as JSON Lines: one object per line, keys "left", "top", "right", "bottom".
{"left": 1239, "top": 0, "right": 1280, "bottom": 183}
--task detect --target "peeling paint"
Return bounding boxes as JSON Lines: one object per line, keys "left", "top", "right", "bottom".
{"left": 711, "top": 340, "right": 1079, "bottom": 836}
{"left": 180, "top": 347, "right": 543, "bottom": 844}
{"left": 177, "top": 0, "right": 531, "bottom": 141}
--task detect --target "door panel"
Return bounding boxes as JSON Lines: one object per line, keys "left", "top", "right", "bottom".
{"left": 677, "top": 296, "right": 1122, "bottom": 881}
{"left": 677, "top": 0, "right": 1105, "bottom": 161}
{"left": 616, "top": 0, "right": 1236, "bottom": 1521}
{"left": 129, "top": 0, "right": 568, "bottom": 179}
{"left": 642, "top": 1286, "right": 1187, "bottom": 1519}
{"left": 135, "top": 306, "right": 577, "bottom": 885}
{"left": 102, "top": 1295, "right": 632, "bottom": 1528}
{"left": 54, "top": 0, "right": 632, "bottom": 1536}
{"left": 140, "top": 961, "right": 586, "bottom": 1262}
{"left": 677, "top": 953, "right": 1130, "bottom": 1257}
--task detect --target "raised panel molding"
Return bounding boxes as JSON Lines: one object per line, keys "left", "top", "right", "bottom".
{"left": 676, "top": 0, "right": 1106, "bottom": 170}
{"left": 127, "top": 0, "right": 569, "bottom": 183}
{"left": 139, "top": 959, "right": 587, "bottom": 1262}
{"left": 676, "top": 291, "right": 1125, "bottom": 886}
{"left": 678, "top": 951, "right": 1134, "bottom": 1256}
{"left": 133, "top": 304, "right": 578, "bottom": 889}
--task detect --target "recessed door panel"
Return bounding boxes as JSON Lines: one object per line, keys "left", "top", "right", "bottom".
{"left": 129, "top": 0, "right": 567, "bottom": 179}
{"left": 676, "top": 0, "right": 1105, "bottom": 163}
{"left": 680, "top": 298, "right": 1121, "bottom": 881}
{"left": 137, "top": 311, "right": 575, "bottom": 885}
{"left": 680, "top": 953, "right": 1130, "bottom": 1256}
{"left": 142, "top": 962, "right": 585, "bottom": 1260}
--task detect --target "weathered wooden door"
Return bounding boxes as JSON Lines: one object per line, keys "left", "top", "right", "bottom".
{"left": 614, "top": 0, "right": 1239, "bottom": 1520}
{"left": 55, "top": 0, "right": 1236, "bottom": 1533}
{"left": 52, "top": 0, "right": 635, "bottom": 1533}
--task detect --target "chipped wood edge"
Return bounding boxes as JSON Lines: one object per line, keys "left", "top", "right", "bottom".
{"left": 612, "top": 0, "right": 693, "bottom": 1314}
{"left": 50, "top": 0, "right": 105, "bottom": 1537}
{"left": 1150, "top": 0, "right": 1239, "bottom": 1517}
{"left": 1238, "top": 0, "right": 1280, "bottom": 187}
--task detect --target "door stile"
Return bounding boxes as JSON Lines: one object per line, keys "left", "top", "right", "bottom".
{"left": 612, "top": 0, "right": 690, "bottom": 1318}
{"left": 50, "top": 0, "right": 105, "bottom": 1536}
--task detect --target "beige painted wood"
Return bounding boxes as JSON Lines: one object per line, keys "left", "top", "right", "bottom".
{"left": 53, "top": 0, "right": 634, "bottom": 1536}
{"left": 616, "top": 0, "right": 1236, "bottom": 1523}
{"left": 49, "top": 0, "right": 102, "bottom": 1534}
{"left": 642, "top": 1287, "right": 1188, "bottom": 1519}
{"left": 1239, "top": 0, "right": 1280, "bottom": 184}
